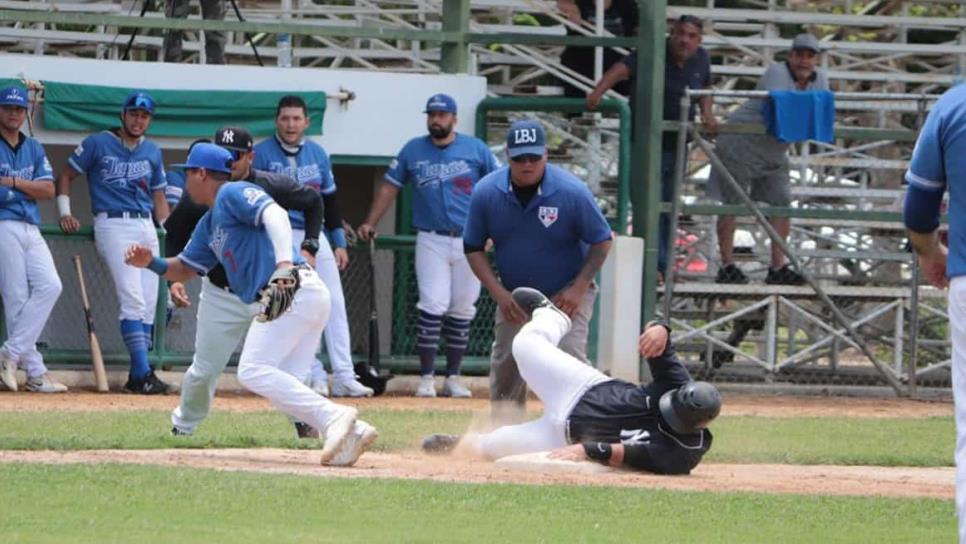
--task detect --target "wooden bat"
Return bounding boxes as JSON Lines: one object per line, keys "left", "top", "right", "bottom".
{"left": 73, "top": 255, "right": 109, "bottom": 392}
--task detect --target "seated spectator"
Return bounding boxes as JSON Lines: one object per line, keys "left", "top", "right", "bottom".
{"left": 558, "top": 0, "right": 638, "bottom": 99}
{"left": 708, "top": 33, "right": 828, "bottom": 286}
{"left": 163, "top": 0, "right": 226, "bottom": 65}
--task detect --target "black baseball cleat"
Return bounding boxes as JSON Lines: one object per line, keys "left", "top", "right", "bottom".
{"left": 294, "top": 421, "right": 320, "bottom": 439}
{"left": 511, "top": 287, "right": 570, "bottom": 324}
{"left": 421, "top": 434, "right": 460, "bottom": 455}
{"left": 123, "top": 368, "right": 171, "bottom": 395}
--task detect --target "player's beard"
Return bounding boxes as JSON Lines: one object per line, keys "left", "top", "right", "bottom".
{"left": 428, "top": 123, "right": 453, "bottom": 139}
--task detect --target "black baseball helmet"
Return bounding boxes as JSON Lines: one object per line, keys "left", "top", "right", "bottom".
{"left": 658, "top": 381, "right": 722, "bottom": 434}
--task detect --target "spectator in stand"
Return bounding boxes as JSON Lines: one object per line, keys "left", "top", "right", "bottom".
{"left": 558, "top": 0, "right": 638, "bottom": 99}
{"left": 163, "top": 0, "right": 226, "bottom": 65}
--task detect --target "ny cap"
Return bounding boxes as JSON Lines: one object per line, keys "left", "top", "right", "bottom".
{"left": 424, "top": 93, "right": 457, "bottom": 114}
{"left": 172, "top": 142, "right": 233, "bottom": 174}
{"left": 505, "top": 119, "right": 546, "bottom": 158}
{"left": 791, "top": 33, "right": 821, "bottom": 53}
{"left": 214, "top": 126, "right": 254, "bottom": 153}
{"left": 0, "top": 86, "right": 28, "bottom": 108}
{"left": 122, "top": 91, "right": 156, "bottom": 114}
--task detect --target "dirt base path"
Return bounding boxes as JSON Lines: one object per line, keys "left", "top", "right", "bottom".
{"left": 0, "top": 448, "right": 951, "bottom": 499}
{"left": 0, "top": 391, "right": 952, "bottom": 418}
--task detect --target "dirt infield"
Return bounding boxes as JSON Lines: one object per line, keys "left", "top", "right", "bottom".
{"left": 0, "top": 392, "right": 953, "bottom": 499}
{"left": 0, "top": 391, "right": 953, "bottom": 418}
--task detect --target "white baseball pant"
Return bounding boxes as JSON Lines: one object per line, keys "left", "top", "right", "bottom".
{"left": 236, "top": 267, "right": 346, "bottom": 431}
{"left": 415, "top": 231, "right": 480, "bottom": 320}
{"left": 293, "top": 229, "right": 355, "bottom": 381}
{"left": 0, "top": 221, "right": 62, "bottom": 378}
{"left": 94, "top": 215, "right": 159, "bottom": 324}
{"left": 476, "top": 307, "right": 611, "bottom": 460}
{"left": 948, "top": 277, "right": 966, "bottom": 544}
{"left": 171, "top": 277, "right": 260, "bottom": 433}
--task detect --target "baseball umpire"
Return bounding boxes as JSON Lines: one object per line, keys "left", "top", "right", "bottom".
{"left": 127, "top": 143, "right": 376, "bottom": 466}
{"left": 56, "top": 91, "right": 172, "bottom": 394}
{"left": 358, "top": 93, "right": 500, "bottom": 398}
{"left": 0, "top": 86, "right": 67, "bottom": 393}
{"left": 423, "top": 287, "right": 720, "bottom": 474}
{"left": 165, "top": 126, "right": 325, "bottom": 438}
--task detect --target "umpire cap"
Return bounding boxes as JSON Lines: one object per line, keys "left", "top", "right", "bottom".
{"left": 658, "top": 381, "right": 721, "bottom": 434}
{"left": 214, "top": 126, "right": 254, "bottom": 154}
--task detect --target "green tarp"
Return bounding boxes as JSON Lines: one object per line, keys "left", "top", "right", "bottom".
{"left": 38, "top": 81, "right": 325, "bottom": 137}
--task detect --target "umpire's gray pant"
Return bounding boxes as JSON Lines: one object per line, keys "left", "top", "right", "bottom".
{"left": 162, "top": 0, "right": 226, "bottom": 64}
{"left": 488, "top": 282, "right": 598, "bottom": 419}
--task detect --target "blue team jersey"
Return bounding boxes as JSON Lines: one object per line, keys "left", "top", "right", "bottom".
{"left": 179, "top": 182, "right": 305, "bottom": 304}
{"left": 252, "top": 136, "right": 335, "bottom": 231}
{"left": 905, "top": 84, "right": 966, "bottom": 278}
{"left": 67, "top": 130, "right": 166, "bottom": 215}
{"left": 0, "top": 134, "right": 53, "bottom": 225}
{"left": 463, "top": 164, "right": 612, "bottom": 295}
{"left": 385, "top": 133, "right": 500, "bottom": 232}
{"left": 165, "top": 169, "right": 186, "bottom": 207}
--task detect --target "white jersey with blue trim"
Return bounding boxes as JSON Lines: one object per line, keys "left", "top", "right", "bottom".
{"left": 67, "top": 130, "right": 166, "bottom": 215}
{"left": 252, "top": 135, "right": 335, "bottom": 231}
{"left": 385, "top": 133, "right": 500, "bottom": 232}
{"left": 178, "top": 181, "right": 305, "bottom": 304}
{"left": 0, "top": 133, "right": 53, "bottom": 225}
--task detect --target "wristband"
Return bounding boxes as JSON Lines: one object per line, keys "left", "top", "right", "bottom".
{"left": 56, "top": 195, "right": 71, "bottom": 217}
{"left": 582, "top": 442, "right": 613, "bottom": 463}
{"left": 147, "top": 256, "right": 169, "bottom": 276}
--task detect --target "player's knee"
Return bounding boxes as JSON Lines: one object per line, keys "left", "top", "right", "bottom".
{"left": 236, "top": 362, "right": 270, "bottom": 391}
{"left": 40, "top": 274, "right": 63, "bottom": 299}
{"left": 511, "top": 333, "right": 541, "bottom": 367}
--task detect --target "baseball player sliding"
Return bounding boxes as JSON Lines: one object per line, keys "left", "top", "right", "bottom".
{"left": 57, "top": 91, "right": 172, "bottom": 395}
{"left": 358, "top": 93, "right": 500, "bottom": 398}
{"left": 125, "top": 143, "right": 376, "bottom": 466}
{"left": 423, "top": 288, "right": 720, "bottom": 474}
{"left": 0, "top": 86, "right": 66, "bottom": 393}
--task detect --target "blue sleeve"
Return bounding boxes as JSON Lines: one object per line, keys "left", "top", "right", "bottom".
{"left": 577, "top": 187, "right": 613, "bottom": 244}
{"left": 67, "top": 135, "right": 97, "bottom": 174}
{"left": 31, "top": 142, "right": 53, "bottom": 180}
{"left": 178, "top": 214, "right": 218, "bottom": 273}
{"left": 151, "top": 155, "right": 167, "bottom": 191}
{"left": 385, "top": 147, "right": 408, "bottom": 187}
{"left": 462, "top": 184, "right": 489, "bottom": 249}
{"left": 327, "top": 228, "right": 347, "bottom": 249}
{"left": 903, "top": 184, "right": 944, "bottom": 233}
{"left": 319, "top": 152, "right": 337, "bottom": 195}
{"left": 224, "top": 184, "right": 275, "bottom": 227}
{"left": 251, "top": 143, "right": 270, "bottom": 171}
{"left": 905, "top": 109, "right": 946, "bottom": 193}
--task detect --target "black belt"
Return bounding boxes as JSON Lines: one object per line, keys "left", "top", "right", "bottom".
{"left": 419, "top": 228, "right": 463, "bottom": 237}
{"left": 105, "top": 210, "right": 150, "bottom": 219}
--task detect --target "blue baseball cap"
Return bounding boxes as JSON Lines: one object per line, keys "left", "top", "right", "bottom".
{"left": 0, "top": 87, "right": 28, "bottom": 108}
{"left": 122, "top": 91, "right": 156, "bottom": 114}
{"left": 172, "top": 143, "right": 233, "bottom": 174}
{"left": 424, "top": 93, "right": 457, "bottom": 114}
{"left": 506, "top": 119, "right": 546, "bottom": 158}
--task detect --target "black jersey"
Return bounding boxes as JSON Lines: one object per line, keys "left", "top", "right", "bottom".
{"left": 566, "top": 343, "right": 713, "bottom": 474}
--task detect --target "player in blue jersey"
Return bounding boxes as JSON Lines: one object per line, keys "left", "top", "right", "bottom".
{"left": 252, "top": 96, "right": 373, "bottom": 397}
{"left": 903, "top": 84, "right": 966, "bottom": 543}
{"left": 56, "top": 91, "right": 172, "bottom": 394}
{"left": 463, "top": 119, "right": 612, "bottom": 416}
{"left": 166, "top": 138, "right": 211, "bottom": 208}
{"left": 125, "top": 143, "right": 377, "bottom": 466}
{"left": 358, "top": 93, "right": 500, "bottom": 398}
{"left": 0, "top": 86, "right": 66, "bottom": 393}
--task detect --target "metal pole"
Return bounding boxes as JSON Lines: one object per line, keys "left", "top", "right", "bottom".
{"left": 690, "top": 128, "right": 906, "bottom": 394}
{"left": 661, "top": 91, "right": 691, "bottom": 318}
{"left": 908, "top": 252, "right": 920, "bottom": 397}
{"left": 441, "top": 0, "right": 470, "bottom": 74}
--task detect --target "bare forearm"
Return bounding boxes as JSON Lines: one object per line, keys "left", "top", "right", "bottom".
{"left": 153, "top": 192, "right": 170, "bottom": 223}
{"left": 466, "top": 251, "right": 506, "bottom": 297}
{"left": 364, "top": 183, "right": 400, "bottom": 226}
{"left": 700, "top": 96, "right": 714, "bottom": 120}
{"left": 593, "top": 63, "right": 630, "bottom": 94}
{"left": 574, "top": 239, "right": 612, "bottom": 287}
{"left": 4, "top": 178, "right": 54, "bottom": 200}
{"left": 908, "top": 230, "right": 942, "bottom": 257}
{"left": 162, "top": 258, "right": 198, "bottom": 282}
{"left": 56, "top": 170, "right": 76, "bottom": 196}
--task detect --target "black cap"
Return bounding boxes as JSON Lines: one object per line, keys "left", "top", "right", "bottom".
{"left": 214, "top": 126, "right": 254, "bottom": 153}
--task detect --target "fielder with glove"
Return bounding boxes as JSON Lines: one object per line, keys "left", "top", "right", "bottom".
{"left": 125, "top": 143, "right": 376, "bottom": 466}
{"left": 422, "top": 287, "right": 720, "bottom": 475}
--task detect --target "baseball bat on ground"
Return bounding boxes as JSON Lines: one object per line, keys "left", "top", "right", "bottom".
{"left": 72, "top": 255, "right": 109, "bottom": 392}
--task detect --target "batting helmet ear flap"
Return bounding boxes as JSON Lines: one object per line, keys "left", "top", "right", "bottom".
{"left": 659, "top": 381, "right": 722, "bottom": 434}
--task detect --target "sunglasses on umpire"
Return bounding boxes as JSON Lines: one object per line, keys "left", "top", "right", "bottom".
{"left": 510, "top": 154, "right": 543, "bottom": 164}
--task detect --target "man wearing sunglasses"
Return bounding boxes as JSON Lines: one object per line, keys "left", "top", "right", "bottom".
{"left": 464, "top": 120, "right": 613, "bottom": 418}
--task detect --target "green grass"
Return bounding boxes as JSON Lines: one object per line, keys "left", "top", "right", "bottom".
{"left": 0, "top": 463, "right": 953, "bottom": 544}
{"left": 0, "top": 409, "right": 953, "bottom": 467}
